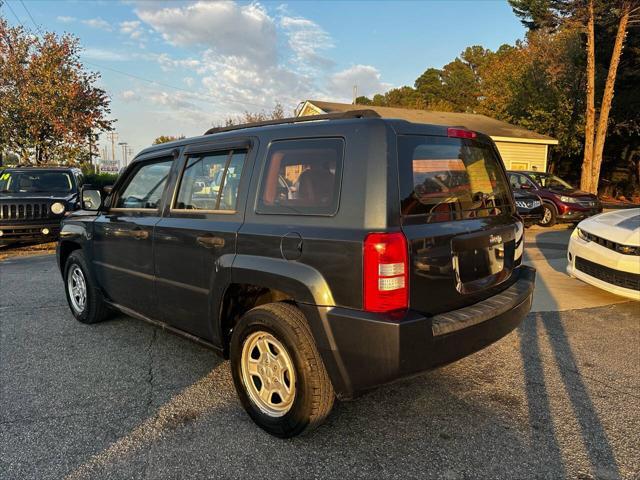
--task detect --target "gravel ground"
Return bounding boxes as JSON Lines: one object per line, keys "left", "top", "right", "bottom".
{"left": 0, "top": 255, "right": 638, "bottom": 479}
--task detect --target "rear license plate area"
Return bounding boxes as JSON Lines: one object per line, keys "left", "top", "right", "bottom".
{"left": 451, "top": 226, "right": 516, "bottom": 294}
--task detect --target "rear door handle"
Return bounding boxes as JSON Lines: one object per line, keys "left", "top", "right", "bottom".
{"left": 196, "top": 235, "right": 225, "bottom": 249}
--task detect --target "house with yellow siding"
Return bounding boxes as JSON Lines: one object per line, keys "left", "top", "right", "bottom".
{"left": 297, "top": 100, "right": 558, "bottom": 173}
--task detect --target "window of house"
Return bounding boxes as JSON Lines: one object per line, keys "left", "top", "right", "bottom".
{"left": 257, "top": 138, "right": 344, "bottom": 215}
{"left": 115, "top": 159, "right": 172, "bottom": 209}
{"left": 174, "top": 150, "right": 246, "bottom": 211}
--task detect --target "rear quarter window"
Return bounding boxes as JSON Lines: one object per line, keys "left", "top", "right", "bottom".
{"left": 399, "top": 135, "right": 512, "bottom": 222}
{"left": 257, "top": 138, "right": 344, "bottom": 216}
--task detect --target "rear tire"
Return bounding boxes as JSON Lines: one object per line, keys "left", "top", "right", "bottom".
{"left": 538, "top": 203, "right": 557, "bottom": 227}
{"left": 64, "top": 250, "right": 109, "bottom": 324}
{"left": 230, "top": 302, "right": 334, "bottom": 438}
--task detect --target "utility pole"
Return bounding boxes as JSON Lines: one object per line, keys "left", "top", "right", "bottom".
{"left": 118, "top": 142, "right": 129, "bottom": 167}
{"left": 352, "top": 85, "right": 358, "bottom": 105}
{"left": 106, "top": 132, "right": 118, "bottom": 163}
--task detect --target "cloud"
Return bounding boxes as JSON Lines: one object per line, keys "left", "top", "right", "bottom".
{"left": 82, "top": 18, "right": 112, "bottom": 31}
{"left": 119, "top": 20, "right": 144, "bottom": 40}
{"left": 57, "top": 16, "right": 76, "bottom": 23}
{"left": 153, "top": 53, "right": 201, "bottom": 72}
{"left": 147, "top": 91, "right": 211, "bottom": 125}
{"left": 136, "top": 1, "right": 277, "bottom": 67}
{"left": 127, "top": 1, "right": 391, "bottom": 131}
{"left": 120, "top": 90, "right": 139, "bottom": 101}
{"left": 82, "top": 48, "right": 130, "bottom": 62}
{"left": 280, "top": 16, "right": 334, "bottom": 70}
{"left": 328, "top": 65, "right": 392, "bottom": 100}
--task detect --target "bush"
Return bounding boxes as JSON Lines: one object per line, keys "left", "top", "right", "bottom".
{"left": 84, "top": 173, "right": 118, "bottom": 187}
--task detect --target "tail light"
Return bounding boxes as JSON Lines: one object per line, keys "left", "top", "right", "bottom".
{"left": 447, "top": 127, "right": 476, "bottom": 139}
{"left": 363, "top": 232, "right": 409, "bottom": 313}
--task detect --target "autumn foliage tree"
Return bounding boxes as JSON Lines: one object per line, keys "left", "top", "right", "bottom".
{"left": 152, "top": 135, "right": 186, "bottom": 145}
{"left": 0, "top": 17, "right": 113, "bottom": 164}
{"left": 510, "top": 0, "right": 640, "bottom": 193}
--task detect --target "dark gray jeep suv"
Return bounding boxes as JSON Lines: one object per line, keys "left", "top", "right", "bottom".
{"left": 57, "top": 111, "right": 535, "bottom": 437}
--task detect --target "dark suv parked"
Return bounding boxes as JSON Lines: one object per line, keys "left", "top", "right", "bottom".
{"left": 57, "top": 112, "right": 535, "bottom": 437}
{"left": 0, "top": 166, "right": 83, "bottom": 245}
{"left": 507, "top": 171, "right": 602, "bottom": 227}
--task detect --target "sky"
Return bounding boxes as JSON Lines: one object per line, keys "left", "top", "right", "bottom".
{"left": 2, "top": 0, "right": 526, "bottom": 159}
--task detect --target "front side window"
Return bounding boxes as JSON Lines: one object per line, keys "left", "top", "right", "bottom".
{"left": 509, "top": 173, "right": 534, "bottom": 190}
{"left": 0, "top": 170, "right": 74, "bottom": 193}
{"left": 528, "top": 173, "right": 573, "bottom": 190}
{"left": 257, "top": 138, "right": 344, "bottom": 215}
{"left": 399, "top": 136, "right": 512, "bottom": 221}
{"left": 174, "top": 150, "right": 246, "bottom": 211}
{"left": 115, "top": 160, "right": 172, "bottom": 209}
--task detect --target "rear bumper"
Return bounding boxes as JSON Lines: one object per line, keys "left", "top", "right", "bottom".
{"left": 303, "top": 266, "right": 536, "bottom": 399}
{"left": 0, "top": 222, "right": 61, "bottom": 245}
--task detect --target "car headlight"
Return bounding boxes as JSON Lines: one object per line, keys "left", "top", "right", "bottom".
{"left": 576, "top": 227, "right": 590, "bottom": 241}
{"left": 50, "top": 202, "right": 65, "bottom": 215}
{"left": 559, "top": 195, "right": 578, "bottom": 203}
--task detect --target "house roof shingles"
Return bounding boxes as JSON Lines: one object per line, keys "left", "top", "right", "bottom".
{"left": 303, "top": 100, "right": 557, "bottom": 144}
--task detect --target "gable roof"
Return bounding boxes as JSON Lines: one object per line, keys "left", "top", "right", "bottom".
{"left": 300, "top": 100, "right": 558, "bottom": 144}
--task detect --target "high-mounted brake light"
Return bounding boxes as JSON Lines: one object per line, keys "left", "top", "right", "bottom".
{"left": 363, "top": 232, "right": 409, "bottom": 313}
{"left": 447, "top": 127, "right": 476, "bottom": 139}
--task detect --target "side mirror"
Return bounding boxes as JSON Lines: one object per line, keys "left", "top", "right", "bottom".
{"left": 81, "top": 186, "right": 103, "bottom": 211}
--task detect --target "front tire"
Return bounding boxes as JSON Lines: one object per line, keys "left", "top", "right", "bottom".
{"left": 64, "top": 250, "right": 109, "bottom": 324}
{"left": 230, "top": 303, "right": 334, "bottom": 438}
{"left": 538, "top": 203, "right": 557, "bottom": 227}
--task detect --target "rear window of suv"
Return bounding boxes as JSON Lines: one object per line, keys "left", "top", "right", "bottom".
{"left": 257, "top": 138, "right": 344, "bottom": 216}
{"left": 399, "top": 135, "right": 511, "bottom": 221}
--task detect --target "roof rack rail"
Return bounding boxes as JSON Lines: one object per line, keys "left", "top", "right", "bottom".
{"left": 204, "top": 109, "right": 380, "bottom": 135}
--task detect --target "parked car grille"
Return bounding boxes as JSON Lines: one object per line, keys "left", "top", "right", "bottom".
{"left": 0, "top": 202, "right": 51, "bottom": 221}
{"left": 576, "top": 198, "right": 598, "bottom": 208}
{"left": 575, "top": 256, "right": 640, "bottom": 291}
{"left": 515, "top": 199, "right": 541, "bottom": 209}
{"left": 581, "top": 230, "right": 640, "bottom": 255}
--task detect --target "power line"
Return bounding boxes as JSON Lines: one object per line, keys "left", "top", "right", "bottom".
{"left": 3, "top": 1, "right": 23, "bottom": 25}
{"left": 18, "top": 0, "right": 41, "bottom": 34}
{"left": 83, "top": 60, "right": 276, "bottom": 112}
{"left": 4, "top": 1, "right": 281, "bottom": 115}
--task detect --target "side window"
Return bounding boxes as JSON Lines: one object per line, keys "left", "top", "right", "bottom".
{"left": 174, "top": 150, "right": 246, "bottom": 211}
{"left": 114, "top": 159, "right": 172, "bottom": 209}
{"left": 257, "top": 138, "right": 344, "bottom": 215}
{"left": 508, "top": 173, "right": 519, "bottom": 189}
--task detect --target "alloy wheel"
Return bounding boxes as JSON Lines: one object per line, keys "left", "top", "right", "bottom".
{"left": 240, "top": 331, "right": 296, "bottom": 417}
{"left": 67, "top": 265, "right": 87, "bottom": 314}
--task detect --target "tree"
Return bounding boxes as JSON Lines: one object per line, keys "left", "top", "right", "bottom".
{"left": 0, "top": 18, "right": 113, "bottom": 165}
{"left": 152, "top": 135, "right": 186, "bottom": 145}
{"left": 587, "top": 1, "right": 638, "bottom": 193}
{"left": 510, "top": 0, "right": 640, "bottom": 193}
{"left": 218, "top": 103, "right": 287, "bottom": 127}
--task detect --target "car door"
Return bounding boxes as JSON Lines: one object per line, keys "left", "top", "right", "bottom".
{"left": 153, "top": 139, "right": 254, "bottom": 341}
{"left": 92, "top": 154, "right": 175, "bottom": 316}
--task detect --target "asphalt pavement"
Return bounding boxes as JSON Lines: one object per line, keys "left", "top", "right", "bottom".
{"left": 0, "top": 253, "right": 639, "bottom": 479}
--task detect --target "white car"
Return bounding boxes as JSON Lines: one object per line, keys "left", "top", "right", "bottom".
{"left": 567, "top": 208, "right": 640, "bottom": 300}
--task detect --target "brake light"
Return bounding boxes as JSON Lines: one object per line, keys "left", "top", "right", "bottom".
{"left": 363, "top": 232, "right": 409, "bottom": 313}
{"left": 447, "top": 127, "right": 476, "bottom": 139}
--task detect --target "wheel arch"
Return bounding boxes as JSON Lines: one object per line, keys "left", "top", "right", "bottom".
{"left": 215, "top": 255, "right": 336, "bottom": 357}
